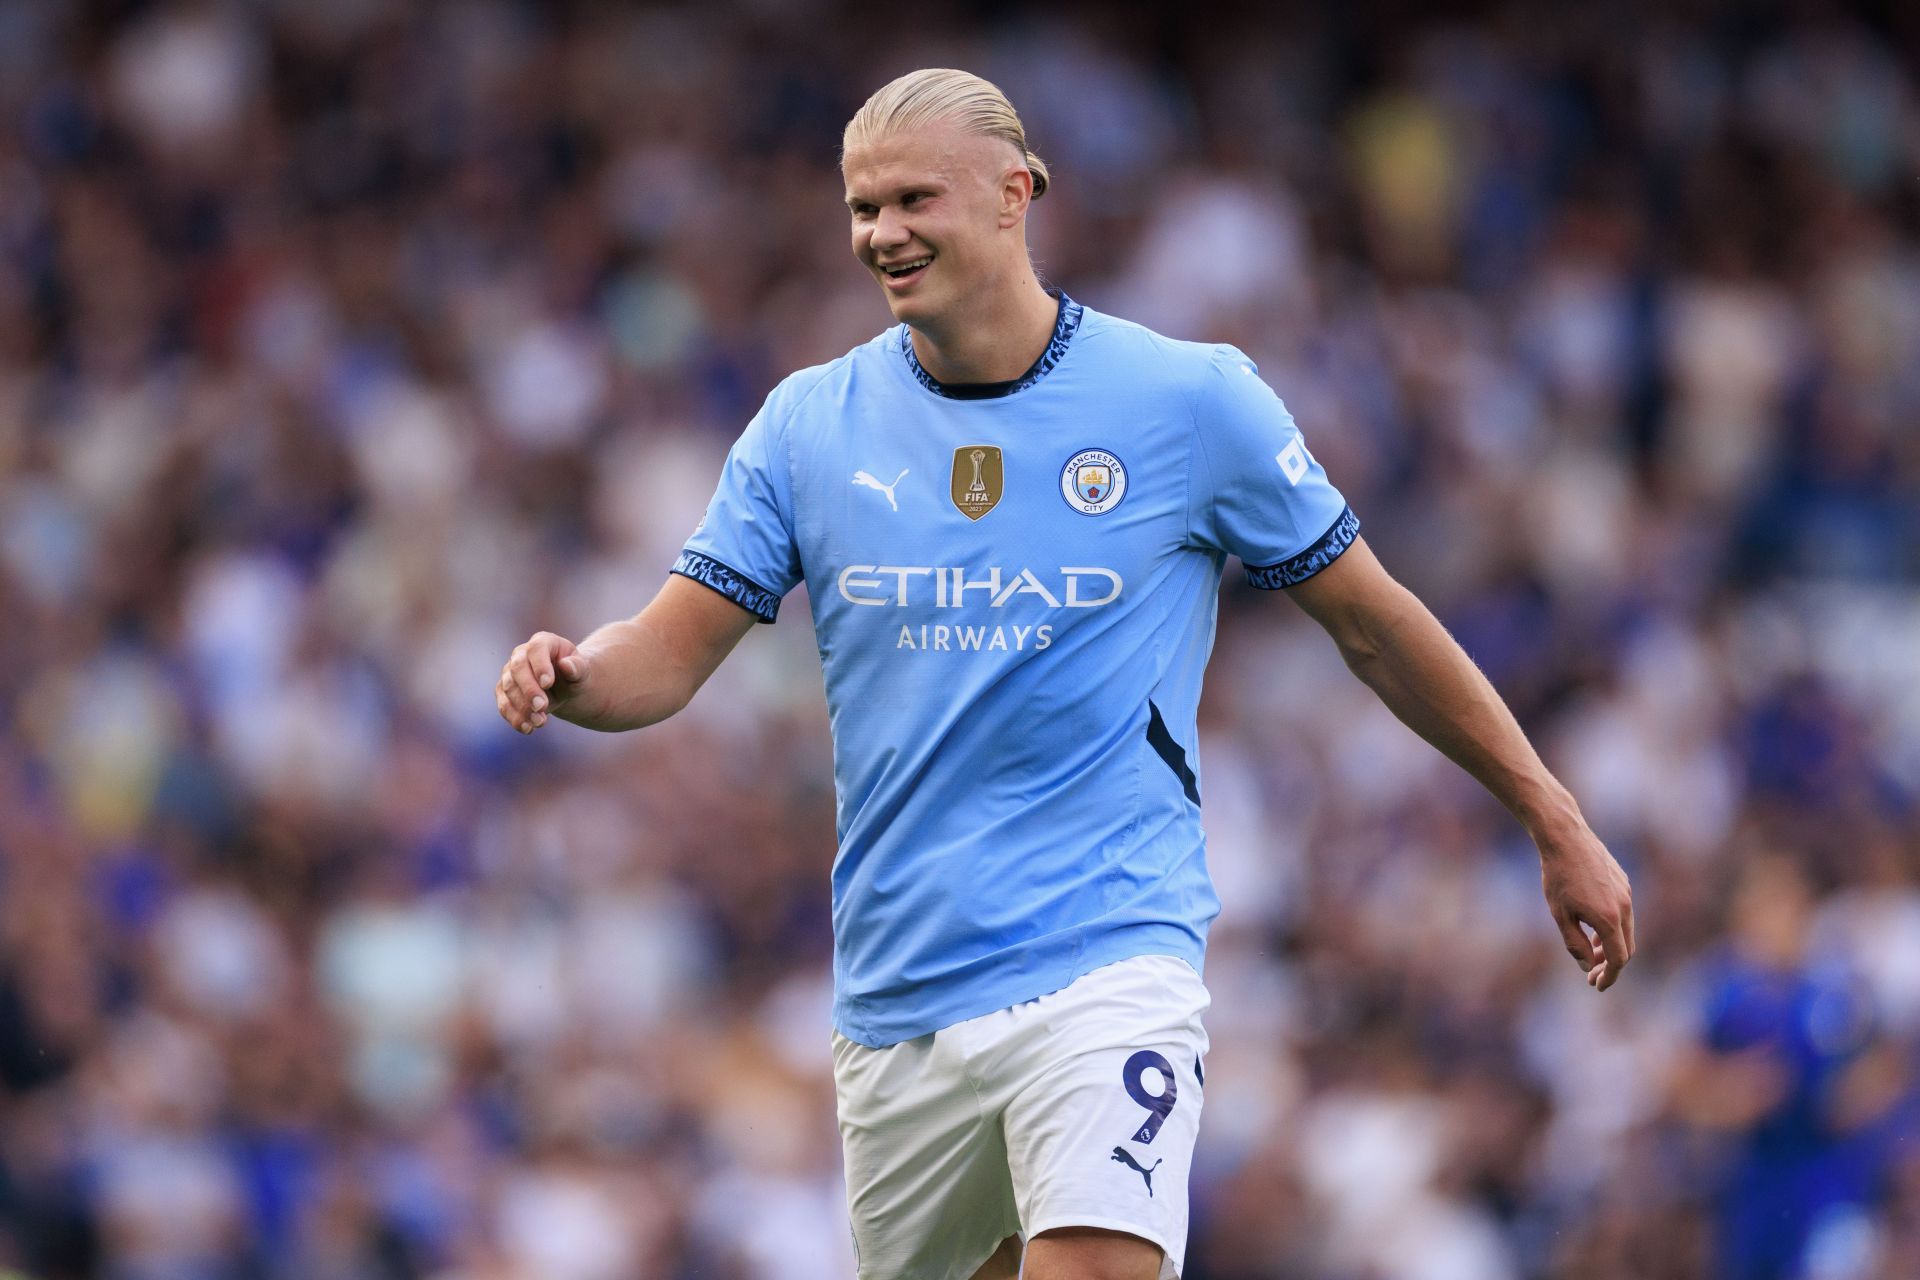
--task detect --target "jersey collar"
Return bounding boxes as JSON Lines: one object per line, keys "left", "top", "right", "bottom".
{"left": 899, "top": 291, "right": 1084, "bottom": 400}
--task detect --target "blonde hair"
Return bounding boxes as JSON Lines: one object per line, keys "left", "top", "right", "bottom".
{"left": 844, "top": 69, "right": 1050, "bottom": 199}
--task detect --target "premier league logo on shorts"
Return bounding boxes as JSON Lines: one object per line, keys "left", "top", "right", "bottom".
{"left": 1060, "top": 448, "right": 1127, "bottom": 515}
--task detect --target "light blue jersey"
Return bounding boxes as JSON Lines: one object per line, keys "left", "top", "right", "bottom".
{"left": 676, "top": 296, "right": 1357, "bottom": 1047}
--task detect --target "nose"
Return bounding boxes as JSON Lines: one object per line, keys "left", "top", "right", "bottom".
{"left": 871, "top": 205, "right": 911, "bottom": 251}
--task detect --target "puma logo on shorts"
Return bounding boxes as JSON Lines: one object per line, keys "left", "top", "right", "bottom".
{"left": 1109, "top": 1146, "right": 1164, "bottom": 1197}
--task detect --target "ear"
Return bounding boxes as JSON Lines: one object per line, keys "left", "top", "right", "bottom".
{"left": 997, "top": 164, "right": 1034, "bottom": 229}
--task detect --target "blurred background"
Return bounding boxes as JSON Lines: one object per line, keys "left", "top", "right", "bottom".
{"left": 2, "top": 0, "right": 1918, "bottom": 1277}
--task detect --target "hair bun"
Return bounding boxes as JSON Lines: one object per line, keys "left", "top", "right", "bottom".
{"left": 1024, "top": 150, "right": 1050, "bottom": 199}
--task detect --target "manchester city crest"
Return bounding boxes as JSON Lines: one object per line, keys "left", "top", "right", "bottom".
{"left": 1060, "top": 448, "right": 1128, "bottom": 515}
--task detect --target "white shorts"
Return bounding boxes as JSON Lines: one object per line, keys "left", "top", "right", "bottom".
{"left": 832, "top": 954, "right": 1210, "bottom": 1280}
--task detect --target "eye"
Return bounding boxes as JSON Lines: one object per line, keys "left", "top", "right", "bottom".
{"left": 902, "top": 192, "right": 926, "bottom": 207}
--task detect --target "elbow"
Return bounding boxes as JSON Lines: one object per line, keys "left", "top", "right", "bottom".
{"left": 636, "top": 661, "right": 707, "bottom": 728}
{"left": 584, "top": 617, "right": 711, "bottom": 730}
{"left": 1330, "top": 583, "right": 1426, "bottom": 675}
{"left": 1336, "top": 630, "right": 1383, "bottom": 671}
{"left": 1331, "top": 613, "right": 1387, "bottom": 674}
{"left": 570, "top": 669, "right": 695, "bottom": 734}
{"left": 653, "top": 678, "right": 699, "bottom": 725}
{"left": 1336, "top": 643, "right": 1385, "bottom": 691}
{"left": 613, "top": 682, "right": 693, "bottom": 732}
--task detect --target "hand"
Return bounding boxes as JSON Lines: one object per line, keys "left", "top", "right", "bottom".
{"left": 1538, "top": 823, "right": 1635, "bottom": 991}
{"left": 496, "top": 631, "right": 589, "bottom": 735}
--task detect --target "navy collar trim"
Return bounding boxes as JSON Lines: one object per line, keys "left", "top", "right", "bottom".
{"left": 900, "top": 292, "right": 1083, "bottom": 400}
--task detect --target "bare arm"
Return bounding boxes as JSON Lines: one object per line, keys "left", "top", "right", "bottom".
{"left": 496, "top": 575, "right": 760, "bottom": 734}
{"left": 1285, "top": 537, "right": 1636, "bottom": 989}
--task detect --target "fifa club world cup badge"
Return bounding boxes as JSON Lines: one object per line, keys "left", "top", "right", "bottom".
{"left": 951, "top": 445, "right": 1004, "bottom": 520}
{"left": 1060, "top": 448, "right": 1128, "bottom": 515}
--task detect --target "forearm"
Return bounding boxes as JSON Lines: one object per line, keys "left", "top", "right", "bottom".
{"left": 550, "top": 614, "right": 693, "bottom": 731}
{"left": 1288, "top": 541, "right": 1632, "bottom": 984}
{"left": 1334, "top": 584, "right": 1581, "bottom": 840}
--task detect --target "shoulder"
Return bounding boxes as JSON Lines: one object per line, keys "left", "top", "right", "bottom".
{"left": 1071, "top": 306, "right": 1251, "bottom": 403}
{"left": 759, "top": 327, "right": 900, "bottom": 429}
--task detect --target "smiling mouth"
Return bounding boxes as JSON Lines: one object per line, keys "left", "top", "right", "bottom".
{"left": 879, "top": 255, "right": 932, "bottom": 286}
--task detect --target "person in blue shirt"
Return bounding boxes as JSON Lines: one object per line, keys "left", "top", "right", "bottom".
{"left": 497, "top": 68, "right": 1634, "bottom": 1280}
{"left": 1677, "top": 856, "right": 1890, "bottom": 1280}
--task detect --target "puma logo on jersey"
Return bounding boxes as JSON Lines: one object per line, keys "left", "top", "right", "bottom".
{"left": 1109, "top": 1146, "right": 1163, "bottom": 1197}
{"left": 852, "top": 468, "right": 909, "bottom": 511}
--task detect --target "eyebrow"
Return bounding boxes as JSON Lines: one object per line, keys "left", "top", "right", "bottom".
{"left": 843, "top": 179, "right": 946, "bottom": 211}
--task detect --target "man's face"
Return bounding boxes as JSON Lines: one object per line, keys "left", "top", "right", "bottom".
{"left": 843, "top": 122, "right": 1029, "bottom": 327}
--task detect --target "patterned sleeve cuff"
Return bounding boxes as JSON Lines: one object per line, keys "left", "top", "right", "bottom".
{"left": 672, "top": 550, "right": 782, "bottom": 623}
{"left": 1245, "top": 506, "right": 1361, "bottom": 589}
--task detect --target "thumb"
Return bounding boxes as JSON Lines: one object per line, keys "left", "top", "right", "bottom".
{"left": 556, "top": 651, "right": 588, "bottom": 684}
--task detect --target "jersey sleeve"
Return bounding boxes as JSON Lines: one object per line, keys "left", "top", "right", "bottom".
{"left": 673, "top": 398, "right": 803, "bottom": 623}
{"left": 1187, "top": 346, "right": 1359, "bottom": 589}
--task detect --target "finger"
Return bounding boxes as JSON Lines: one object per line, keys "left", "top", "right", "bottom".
{"left": 1582, "top": 921, "right": 1628, "bottom": 990}
{"left": 497, "top": 654, "right": 542, "bottom": 733}
{"left": 1596, "top": 914, "right": 1630, "bottom": 981}
{"left": 498, "top": 671, "right": 525, "bottom": 720}
{"left": 1554, "top": 914, "right": 1599, "bottom": 969}
{"left": 502, "top": 684, "right": 532, "bottom": 733}
{"left": 528, "top": 637, "right": 559, "bottom": 691}
{"left": 556, "top": 652, "right": 586, "bottom": 684}
{"left": 508, "top": 653, "right": 545, "bottom": 712}
{"left": 1622, "top": 894, "right": 1636, "bottom": 960}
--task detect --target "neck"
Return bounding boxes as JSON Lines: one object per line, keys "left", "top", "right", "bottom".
{"left": 907, "top": 269, "right": 1059, "bottom": 385}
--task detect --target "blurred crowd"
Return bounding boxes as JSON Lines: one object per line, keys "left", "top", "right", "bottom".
{"left": 2, "top": 1, "right": 1918, "bottom": 1277}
